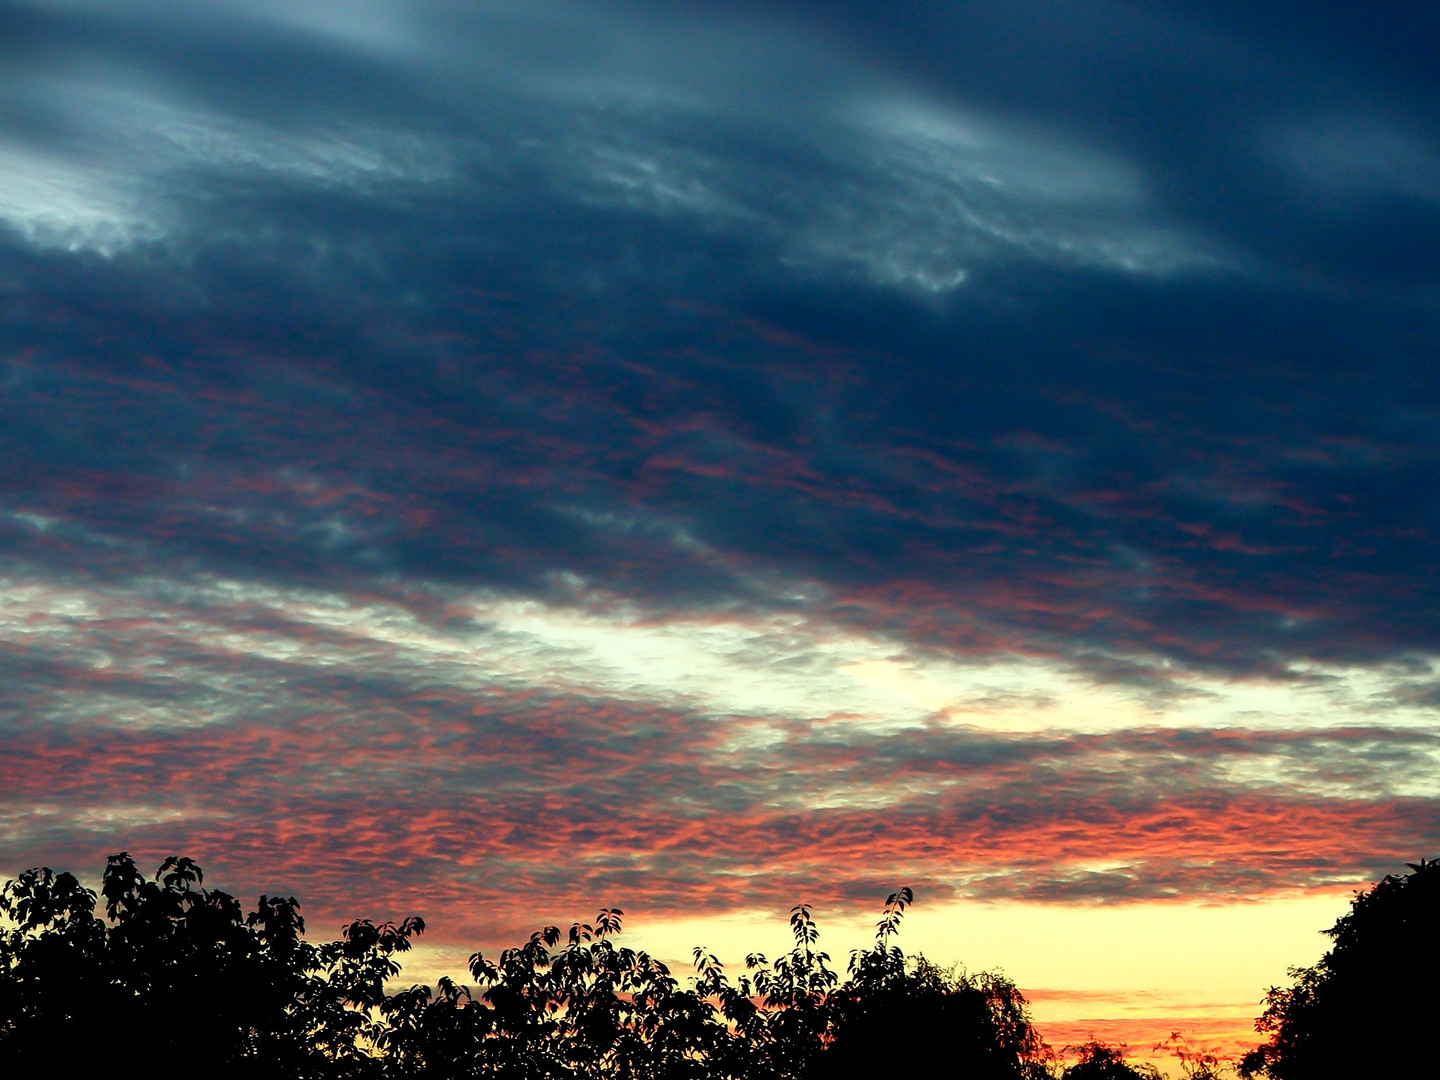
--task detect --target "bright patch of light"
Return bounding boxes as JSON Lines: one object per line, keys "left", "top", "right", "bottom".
{"left": 3, "top": 573, "right": 1440, "bottom": 749}
{"left": 0, "top": 141, "right": 151, "bottom": 253}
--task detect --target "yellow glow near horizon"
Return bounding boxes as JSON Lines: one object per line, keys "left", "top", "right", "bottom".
{"left": 403, "top": 890, "right": 1354, "bottom": 1027}
{"left": 396, "top": 888, "right": 1359, "bottom": 1077}
{"left": 626, "top": 892, "right": 1350, "bottom": 1004}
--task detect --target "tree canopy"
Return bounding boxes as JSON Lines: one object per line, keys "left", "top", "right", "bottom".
{"left": 2, "top": 855, "right": 1072, "bottom": 1079}
{"left": 1240, "top": 858, "right": 1440, "bottom": 1079}
{"left": 20, "top": 851, "right": 1431, "bottom": 1078}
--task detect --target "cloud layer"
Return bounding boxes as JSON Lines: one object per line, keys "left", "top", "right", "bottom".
{"left": 3, "top": 7, "right": 1440, "bottom": 1045}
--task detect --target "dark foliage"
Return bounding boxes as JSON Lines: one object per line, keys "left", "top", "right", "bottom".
{"left": 1239, "top": 858, "right": 1440, "bottom": 1079}
{"left": 1, "top": 853, "right": 421, "bottom": 1077}
{"left": 812, "top": 889, "right": 1050, "bottom": 1080}
{"left": 1, "top": 854, "right": 1161, "bottom": 1079}
{"left": 1059, "top": 1043, "right": 1161, "bottom": 1080}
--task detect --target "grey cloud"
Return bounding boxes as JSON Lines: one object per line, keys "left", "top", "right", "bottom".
{"left": 1, "top": 0, "right": 1230, "bottom": 292}
{"left": 3, "top": 0, "right": 1440, "bottom": 919}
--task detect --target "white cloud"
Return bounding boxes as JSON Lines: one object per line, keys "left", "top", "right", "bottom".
{"left": 0, "top": 140, "right": 154, "bottom": 253}
{"left": 3, "top": 568, "right": 1438, "bottom": 747}
{"left": 0, "top": 70, "right": 456, "bottom": 253}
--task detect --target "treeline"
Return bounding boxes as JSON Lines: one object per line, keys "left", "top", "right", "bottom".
{"left": 3, "top": 854, "right": 1436, "bottom": 1078}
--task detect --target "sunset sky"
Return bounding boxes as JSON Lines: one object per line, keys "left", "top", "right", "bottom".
{"left": 4, "top": 0, "right": 1440, "bottom": 1066}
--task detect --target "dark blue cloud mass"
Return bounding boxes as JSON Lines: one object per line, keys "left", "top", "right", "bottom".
{"left": 1, "top": 0, "right": 1439, "bottom": 958}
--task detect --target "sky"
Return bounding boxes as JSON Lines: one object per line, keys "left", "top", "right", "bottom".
{"left": 3, "top": 0, "right": 1440, "bottom": 1065}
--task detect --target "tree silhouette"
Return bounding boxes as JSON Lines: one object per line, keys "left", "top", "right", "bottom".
{"left": 0, "top": 865, "right": 106, "bottom": 1063}
{"left": 7, "top": 850, "right": 1288, "bottom": 1080}
{"left": 1155, "top": 1033, "right": 1228, "bottom": 1080}
{"left": 809, "top": 887, "right": 1051, "bottom": 1080}
{"left": 1059, "top": 1042, "right": 1161, "bottom": 1080}
{"left": 1, "top": 852, "right": 426, "bottom": 1076}
{"left": 1241, "top": 857, "right": 1440, "bottom": 1079}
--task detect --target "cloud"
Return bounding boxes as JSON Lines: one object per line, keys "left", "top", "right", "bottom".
{"left": 1, "top": 0, "right": 1231, "bottom": 289}
{"left": 3, "top": 560, "right": 1438, "bottom": 944}
{"left": 1, "top": 0, "right": 1439, "bottom": 983}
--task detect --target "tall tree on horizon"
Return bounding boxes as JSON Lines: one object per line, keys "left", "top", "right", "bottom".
{"left": 1241, "top": 858, "right": 1440, "bottom": 1079}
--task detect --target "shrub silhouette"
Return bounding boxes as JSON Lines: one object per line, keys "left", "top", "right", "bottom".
{"left": 1240, "top": 857, "right": 1440, "bottom": 1079}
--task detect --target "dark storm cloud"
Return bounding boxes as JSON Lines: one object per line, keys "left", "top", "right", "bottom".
{"left": 3, "top": 0, "right": 1440, "bottom": 926}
